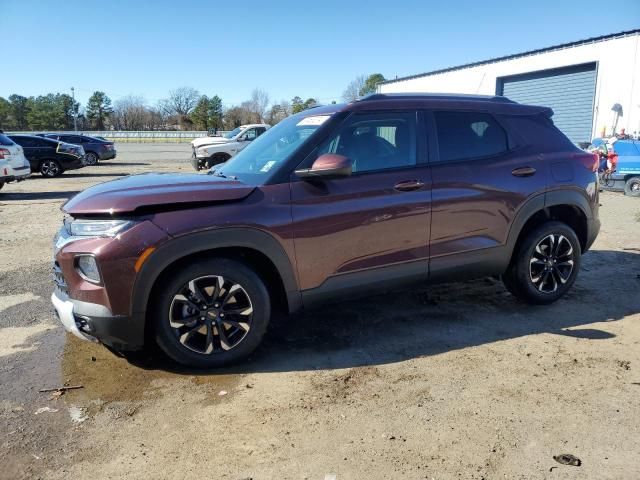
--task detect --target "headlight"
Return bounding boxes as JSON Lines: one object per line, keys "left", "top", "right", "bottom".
{"left": 67, "top": 219, "right": 135, "bottom": 237}
{"left": 75, "top": 255, "right": 101, "bottom": 283}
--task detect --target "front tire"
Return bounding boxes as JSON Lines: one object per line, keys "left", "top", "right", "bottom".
{"left": 502, "top": 221, "right": 581, "bottom": 305}
{"left": 40, "top": 159, "right": 63, "bottom": 178}
{"left": 624, "top": 176, "right": 640, "bottom": 197}
{"left": 153, "top": 258, "right": 271, "bottom": 368}
{"left": 206, "top": 153, "right": 231, "bottom": 169}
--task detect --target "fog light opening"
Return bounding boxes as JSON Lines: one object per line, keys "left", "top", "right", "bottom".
{"left": 75, "top": 255, "right": 101, "bottom": 283}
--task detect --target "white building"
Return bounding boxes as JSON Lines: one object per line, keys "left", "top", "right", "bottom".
{"left": 379, "top": 29, "right": 640, "bottom": 145}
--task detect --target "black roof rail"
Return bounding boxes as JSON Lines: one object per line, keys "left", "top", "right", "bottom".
{"left": 358, "top": 92, "right": 514, "bottom": 103}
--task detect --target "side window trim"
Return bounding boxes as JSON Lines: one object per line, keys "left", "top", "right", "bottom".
{"left": 428, "top": 109, "right": 511, "bottom": 165}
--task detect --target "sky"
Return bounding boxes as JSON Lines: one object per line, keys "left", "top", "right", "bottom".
{"left": 2, "top": 0, "right": 639, "bottom": 110}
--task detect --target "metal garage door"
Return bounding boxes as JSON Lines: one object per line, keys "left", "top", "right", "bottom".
{"left": 497, "top": 62, "right": 597, "bottom": 144}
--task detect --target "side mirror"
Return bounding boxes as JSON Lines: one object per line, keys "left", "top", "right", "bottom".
{"left": 295, "top": 154, "right": 352, "bottom": 179}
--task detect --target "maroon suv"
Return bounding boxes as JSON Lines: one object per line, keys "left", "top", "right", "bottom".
{"left": 52, "top": 94, "right": 600, "bottom": 367}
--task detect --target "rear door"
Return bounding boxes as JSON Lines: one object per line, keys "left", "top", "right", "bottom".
{"left": 426, "top": 109, "right": 547, "bottom": 278}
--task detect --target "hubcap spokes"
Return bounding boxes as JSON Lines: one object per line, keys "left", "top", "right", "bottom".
{"left": 529, "top": 234, "right": 574, "bottom": 294}
{"left": 169, "top": 275, "right": 253, "bottom": 354}
{"left": 43, "top": 162, "right": 58, "bottom": 176}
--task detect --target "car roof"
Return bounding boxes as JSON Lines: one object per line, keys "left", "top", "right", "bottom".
{"left": 239, "top": 124, "right": 269, "bottom": 128}
{"left": 10, "top": 134, "right": 60, "bottom": 144}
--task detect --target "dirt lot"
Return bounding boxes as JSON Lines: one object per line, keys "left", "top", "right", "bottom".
{"left": 1, "top": 144, "right": 639, "bottom": 480}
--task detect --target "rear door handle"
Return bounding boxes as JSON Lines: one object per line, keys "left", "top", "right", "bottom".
{"left": 511, "top": 166, "right": 536, "bottom": 177}
{"left": 394, "top": 180, "right": 425, "bottom": 192}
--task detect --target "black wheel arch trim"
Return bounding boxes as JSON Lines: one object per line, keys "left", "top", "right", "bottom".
{"left": 131, "top": 227, "right": 302, "bottom": 320}
{"left": 506, "top": 189, "right": 596, "bottom": 254}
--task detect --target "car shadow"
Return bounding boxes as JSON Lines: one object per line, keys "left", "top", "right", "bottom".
{"left": 0, "top": 190, "right": 80, "bottom": 201}
{"left": 63, "top": 172, "right": 131, "bottom": 178}
{"left": 99, "top": 162, "right": 150, "bottom": 167}
{"left": 124, "top": 249, "right": 640, "bottom": 375}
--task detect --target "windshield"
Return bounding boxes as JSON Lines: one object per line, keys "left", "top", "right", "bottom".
{"left": 223, "top": 127, "right": 242, "bottom": 139}
{"left": 214, "top": 114, "right": 333, "bottom": 184}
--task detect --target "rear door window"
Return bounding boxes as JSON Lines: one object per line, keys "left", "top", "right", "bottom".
{"left": 63, "top": 135, "right": 83, "bottom": 144}
{"left": 12, "top": 137, "right": 36, "bottom": 147}
{"left": 434, "top": 111, "right": 508, "bottom": 162}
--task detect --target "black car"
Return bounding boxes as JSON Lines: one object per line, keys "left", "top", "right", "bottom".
{"left": 8, "top": 135, "right": 85, "bottom": 177}
{"left": 41, "top": 134, "right": 116, "bottom": 165}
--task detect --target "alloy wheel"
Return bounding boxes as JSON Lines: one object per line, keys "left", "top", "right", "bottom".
{"left": 85, "top": 153, "right": 98, "bottom": 166}
{"left": 41, "top": 160, "right": 60, "bottom": 177}
{"left": 168, "top": 275, "right": 253, "bottom": 354}
{"left": 529, "top": 234, "right": 575, "bottom": 293}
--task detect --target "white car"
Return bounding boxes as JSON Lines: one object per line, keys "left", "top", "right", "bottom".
{"left": 0, "top": 158, "right": 11, "bottom": 190}
{"left": 190, "top": 124, "right": 270, "bottom": 170}
{"left": 0, "top": 132, "right": 31, "bottom": 188}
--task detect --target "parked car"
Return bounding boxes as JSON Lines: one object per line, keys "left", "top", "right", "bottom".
{"left": 190, "top": 124, "right": 270, "bottom": 170}
{"left": 52, "top": 93, "right": 600, "bottom": 368}
{"left": 0, "top": 132, "right": 31, "bottom": 186}
{"left": 40, "top": 134, "right": 116, "bottom": 165}
{"left": 590, "top": 137, "right": 640, "bottom": 197}
{"left": 9, "top": 135, "right": 85, "bottom": 177}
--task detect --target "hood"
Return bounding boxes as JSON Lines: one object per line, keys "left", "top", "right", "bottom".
{"left": 191, "top": 136, "right": 232, "bottom": 148}
{"left": 63, "top": 173, "right": 255, "bottom": 215}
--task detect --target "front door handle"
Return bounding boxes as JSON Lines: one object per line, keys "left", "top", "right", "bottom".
{"left": 511, "top": 166, "right": 536, "bottom": 177}
{"left": 394, "top": 180, "right": 425, "bottom": 192}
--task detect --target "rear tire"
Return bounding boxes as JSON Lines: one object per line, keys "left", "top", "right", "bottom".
{"left": 84, "top": 152, "right": 98, "bottom": 166}
{"left": 153, "top": 258, "right": 271, "bottom": 368}
{"left": 502, "top": 221, "right": 581, "bottom": 305}
{"left": 624, "top": 176, "right": 640, "bottom": 197}
{"left": 40, "top": 159, "right": 63, "bottom": 178}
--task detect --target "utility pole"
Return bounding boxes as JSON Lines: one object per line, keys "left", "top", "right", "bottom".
{"left": 71, "top": 87, "right": 78, "bottom": 132}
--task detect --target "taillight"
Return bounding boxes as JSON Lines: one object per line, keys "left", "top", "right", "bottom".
{"left": 573, "top": 152, "right": 599, "bottom": 172}
{"left": 0, "top": 148, "right": 10, "bottom": 159}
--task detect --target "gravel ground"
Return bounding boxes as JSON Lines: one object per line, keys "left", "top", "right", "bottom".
{"left": 0, "top": 144, "right": 639, "bottom": 480}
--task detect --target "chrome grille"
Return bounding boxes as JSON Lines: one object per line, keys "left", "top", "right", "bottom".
{"left": 52, "top": 262, "right": 69, "bottom": 295}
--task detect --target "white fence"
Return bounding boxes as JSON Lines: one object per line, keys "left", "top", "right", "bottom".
{"left": 7, "top": 130, "right": 232, "bottom": 143}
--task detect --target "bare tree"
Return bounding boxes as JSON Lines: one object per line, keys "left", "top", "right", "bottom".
{"left": 342, "top": 75, "right": 366, "bottom": 102}
{"left": 224, "top": 106, "right": 250, "bottom": 129}
{"left": 144, "top": 106, "right": 166, "bottom": 130}
{"left": 160, "top": 87, "right": 200, "bottom": 128}
{"left": 246, "top": 88, "right": 270, "bottom": 122}
{"left": 110, "top": 95, "right": 148, "bottom": 130}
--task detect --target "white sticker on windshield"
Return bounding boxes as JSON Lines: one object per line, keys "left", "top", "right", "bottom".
{"left": 297, "top": 115, "right": 330, "bottom": 126}
{"left": 260, "top": 160, "right": 277, "bottom": 172}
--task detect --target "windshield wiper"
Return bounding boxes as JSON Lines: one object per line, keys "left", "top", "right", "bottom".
{"left": 208, "top": 169, "right": 237, "bottom": 180}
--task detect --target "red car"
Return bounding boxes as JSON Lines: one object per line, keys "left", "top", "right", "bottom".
{"left": 52, "top": 94, "right": 600, "bottom": 367}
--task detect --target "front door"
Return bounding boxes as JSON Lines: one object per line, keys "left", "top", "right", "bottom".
{"left": 290, "top": 111, "right": 431, "bottom": 302}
